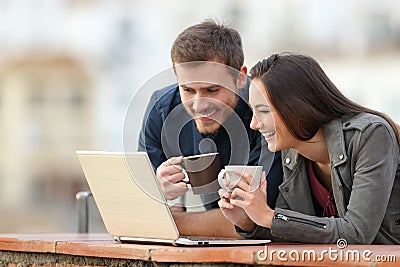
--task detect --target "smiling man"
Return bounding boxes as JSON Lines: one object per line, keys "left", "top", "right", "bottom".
{"left": 138, "top": 20, "right": 282, "bottom": 237}
{"left": 174, "top": 61, "right": 246, "bottom": 135}
{"left": 179, "top": 82, "right": 237, "bottom": 134}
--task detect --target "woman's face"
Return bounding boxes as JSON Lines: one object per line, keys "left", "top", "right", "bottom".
{"left": 249, "top": 79, "right": 296, "bottom": 152}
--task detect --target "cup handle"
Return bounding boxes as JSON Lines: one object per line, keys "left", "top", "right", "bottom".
{"left": 217, "top": 169, "right": 229, "bottom": 190}
{"left": 179, "top": 162, "right": 190, "bottom": 184}
{"left": 181, "top": 168, "right": 190, "bottom": 184}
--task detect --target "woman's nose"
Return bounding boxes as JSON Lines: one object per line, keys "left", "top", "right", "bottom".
{"left": 250, "top": 114, "right": 260, "bottom": 130}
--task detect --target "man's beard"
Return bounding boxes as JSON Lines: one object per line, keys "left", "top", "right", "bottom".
{"left": 194, "top": 119, "right": 221, "bottom": 135}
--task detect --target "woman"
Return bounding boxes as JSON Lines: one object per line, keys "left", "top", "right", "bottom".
{"left": 218, "top": 53, "right": 400, "bottom": 244}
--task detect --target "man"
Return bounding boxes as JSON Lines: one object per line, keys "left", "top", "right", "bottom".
{"left": 138, "top": 20, "right": 282, "bottom": 237}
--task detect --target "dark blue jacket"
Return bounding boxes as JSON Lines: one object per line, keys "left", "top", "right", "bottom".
{"left": 138, "top": 83, "right": 282, "bottom": 209}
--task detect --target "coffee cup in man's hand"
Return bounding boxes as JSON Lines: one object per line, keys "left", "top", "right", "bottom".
{"left": 181, "top": 152, "right": 221, "bottom": 195}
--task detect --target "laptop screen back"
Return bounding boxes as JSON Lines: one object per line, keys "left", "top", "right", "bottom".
{"left": 76, "top": 151, "right": 179, "bottom": 240}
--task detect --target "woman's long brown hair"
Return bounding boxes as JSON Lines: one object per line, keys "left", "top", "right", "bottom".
{"left": 250, "top": 53, "right": 400, "bottom": 144}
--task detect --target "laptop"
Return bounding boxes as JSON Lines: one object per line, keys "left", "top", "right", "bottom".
{"left": 76, "top": 150, "right": 271, "bottom": 246}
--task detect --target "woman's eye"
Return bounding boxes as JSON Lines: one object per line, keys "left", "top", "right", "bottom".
{"left": 259, "top": 110, "right": 270, "bottom": 114}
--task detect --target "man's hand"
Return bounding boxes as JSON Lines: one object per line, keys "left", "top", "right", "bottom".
{"left": 156, "top": 156, "right": 188, "bottom": 200}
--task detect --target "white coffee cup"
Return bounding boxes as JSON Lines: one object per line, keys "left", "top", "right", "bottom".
{"left": 218, "top": 165, "right": 263, "bottom": 192}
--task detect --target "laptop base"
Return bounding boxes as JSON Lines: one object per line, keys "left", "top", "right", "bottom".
{"left": 116, "top": 236, "right": 271, "bottom": 246}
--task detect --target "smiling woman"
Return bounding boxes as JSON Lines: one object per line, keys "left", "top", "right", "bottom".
{"left": 218, "top": 52, "right": 400, "bottom": 244}
{"left": 249, "top": 79, "right": 298, "bottom": 152}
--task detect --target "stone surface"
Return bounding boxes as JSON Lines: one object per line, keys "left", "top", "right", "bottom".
{"left": 56, "top": 240, "right": 151, "bottom": 260}
{"left": 150, "top": 246, "right": 259, "bottom": 264}
{"left": 0, "top": 234, "right": 399, "bottom": 267}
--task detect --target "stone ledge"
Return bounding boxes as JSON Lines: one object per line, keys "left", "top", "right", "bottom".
{"left": 0, "top": 251, "right": 253, "bottom": 267}
{"left": 0, "top": 234, "right": 399, "bottom": 267}
{"left": 55, "top": 240, "right": 151, "bottom": 260}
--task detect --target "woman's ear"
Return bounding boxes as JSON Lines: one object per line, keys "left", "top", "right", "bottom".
{"left": 236, "top": 65, "right": 248, "bottom": 89}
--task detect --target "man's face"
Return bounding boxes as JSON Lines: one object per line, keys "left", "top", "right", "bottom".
{"left": 175, "top": 62, "right": 245, "bottom": 134}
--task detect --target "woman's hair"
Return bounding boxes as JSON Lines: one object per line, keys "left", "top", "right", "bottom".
{"left": 250, "top": 53, "right": 400, "bottom": 143}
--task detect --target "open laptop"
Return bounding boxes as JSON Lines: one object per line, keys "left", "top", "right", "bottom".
{"left": 76, "top": 150, "right": 271, "bottom": 246}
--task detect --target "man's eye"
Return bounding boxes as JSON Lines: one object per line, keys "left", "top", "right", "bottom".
{"left": 183, "top": 88, "right": 194, "bottom": 93}
{"left": 207, "top": 88, "right": 219, "bottom": 93}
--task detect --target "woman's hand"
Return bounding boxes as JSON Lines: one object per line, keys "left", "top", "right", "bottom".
{"left": 229, "top": 171, "right": 275, "bottom": 228}
{"left": 218, "top": 188, "right": 256, "bottom": 232}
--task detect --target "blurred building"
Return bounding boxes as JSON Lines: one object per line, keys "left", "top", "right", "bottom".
{"left": 0, "top": 0, "right": 399, "bottom": 233}
{"left": 0, "top": 54, "right": 94, "bottom": 204}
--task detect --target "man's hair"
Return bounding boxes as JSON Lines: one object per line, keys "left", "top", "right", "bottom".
{"left": 171, "top": 20, "right": 244, "bottom": 70}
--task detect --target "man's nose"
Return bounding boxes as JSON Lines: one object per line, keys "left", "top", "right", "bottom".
{"left": 192, "top": 96, "right": 210, "bottom": 112}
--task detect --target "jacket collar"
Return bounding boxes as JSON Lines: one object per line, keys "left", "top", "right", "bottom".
{"left": 282, "top": 118, "right": 348, "bottom": 170}
{"left": 282, "top": 149, "right": 300, "bottom": 171}
{"left": 323, "top": 118, "right": 348, "bottom": 168}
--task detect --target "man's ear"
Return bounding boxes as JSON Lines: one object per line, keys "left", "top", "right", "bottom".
{"left": 236, "top": 65, "right": 248, "bottom": 89}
